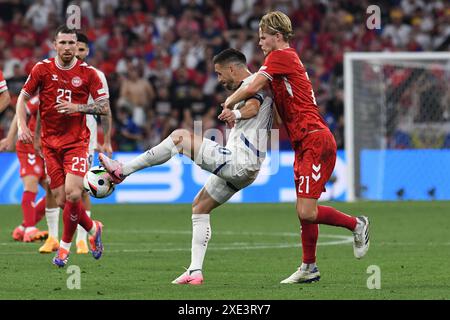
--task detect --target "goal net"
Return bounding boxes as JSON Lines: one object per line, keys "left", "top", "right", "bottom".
{"left": 344, "top": 52, "right": 450, "bottom": 201}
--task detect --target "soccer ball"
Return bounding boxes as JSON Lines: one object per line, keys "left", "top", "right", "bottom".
{"left": 83, "top": 166, "right": 115, "bottom": 198}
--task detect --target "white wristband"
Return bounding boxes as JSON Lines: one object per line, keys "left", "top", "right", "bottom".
{"left": 232, "top": 110, "right": 242, "bottom": 120}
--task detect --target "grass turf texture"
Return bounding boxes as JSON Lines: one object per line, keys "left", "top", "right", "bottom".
{"left": 0, "top": 202, "right": 449, "bottom": 300}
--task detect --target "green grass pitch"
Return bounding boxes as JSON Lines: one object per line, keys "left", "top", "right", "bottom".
{"left": 0, "top": 202, "right": 449, "bottom": 300}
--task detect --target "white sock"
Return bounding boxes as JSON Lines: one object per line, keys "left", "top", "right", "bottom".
{"left": 25, "top": 226, "right": 37, "bottom": 233}
{"left": 88, "top": 221, "right": 97, "bottom": 236}
{"left": 122, "top": 136, "right": 179, "bottom": 176}
{"left": 60, "top": 240, "right": 71, "bottom": 251}
{"left": 188, "top": 214, "right": 211, "bottom": 274}
{"left": 76, "top": 210, "right": 91, "bottom": 243}
{"left": 300, "top": 262, "right": 317, "bottom": 271}
{"left": 45, "top": 207, "right": 59, "bottom": 239}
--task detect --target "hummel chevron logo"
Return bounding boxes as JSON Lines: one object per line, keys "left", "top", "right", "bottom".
{"left": 312, "top": 173, "right": 321, "bottom": 182}
{"left": 312, "top": 164, "right": 321, "bottom": 172}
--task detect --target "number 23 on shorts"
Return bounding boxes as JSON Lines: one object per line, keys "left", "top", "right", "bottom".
{"left": 71, "top": 156, "right": 88, "bottom": 173}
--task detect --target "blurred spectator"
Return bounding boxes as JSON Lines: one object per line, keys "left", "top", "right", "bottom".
{"left": 382, "top": 8, "right": 412, "bottom": 48}
{"left": 115, "top": 107, "right": 143, "bottom": 151}
{"left": 118, "top": 65, "right": 155, "bottom": 128}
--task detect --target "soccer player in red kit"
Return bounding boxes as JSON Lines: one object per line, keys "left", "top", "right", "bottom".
{"left": 223, "top": 11, "right": 370, "bottom": 283}
{"left": 0, "top": 97, "right": 55, "bottom": 243}
{"left": 16, "top": 25, "right": 109, "bottom": 267}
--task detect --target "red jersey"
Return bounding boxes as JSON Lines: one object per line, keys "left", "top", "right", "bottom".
{"left": 21, "top": 57, "right": 108, "bottom": 149}
{"left": 0, "top": 70, "right": 7, "bottom": 93}
{"left": 258, "top": 48, "right": 327, "bottom": 145}
{"left": 16, "top": 96, "right": 40, "bottom": 153}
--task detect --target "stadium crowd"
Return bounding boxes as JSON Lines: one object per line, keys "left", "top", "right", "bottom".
{"left": 0, "top": 0, "right": 449, "bottom": 151}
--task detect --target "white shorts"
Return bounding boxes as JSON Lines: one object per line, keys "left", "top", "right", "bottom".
{"left": 196, "top": 138, "right": 259, "bottom": 203}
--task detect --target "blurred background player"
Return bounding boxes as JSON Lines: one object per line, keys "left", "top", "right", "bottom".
{"left": 74, "top": 32, "right": 112, "bottom": 254}
{"left": 0, "top": 71, "right": 50, "bottom": 243}
{"left": 17, "top": 26, "right": 109, "bottom": 267}
{"left": 223, "top": 11, "right": 370, "bottom": 283}
{"left": 99, "top": 48, "right": 273, "bottom": 285}
{"left": 0, "top": 97, "right": 58, "bottom": 244}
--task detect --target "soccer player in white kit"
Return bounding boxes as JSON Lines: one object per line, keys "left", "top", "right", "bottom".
{"left": 99, "top": 48, "right": 273, "bottom": 285}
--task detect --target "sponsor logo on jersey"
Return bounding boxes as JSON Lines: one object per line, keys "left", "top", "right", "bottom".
{"left": 52, "top": 74, "right": 58, "bottom": 81}
{"left": 72, "top": 76, "right": 82, "bottom": 87}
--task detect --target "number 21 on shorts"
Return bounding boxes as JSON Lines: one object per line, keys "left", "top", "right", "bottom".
{"left": 298, "top": 175, "right": 310, "bottom": 194}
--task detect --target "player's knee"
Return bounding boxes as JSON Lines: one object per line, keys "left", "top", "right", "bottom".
{"left": 192, "top": 200, "right": 212, "bottom": 214}
{"left": 55, "top": 197, "right": 66, "bottom": 209}
{"left": 65, "top": 188, "right": 82, "bottom": 203}
{"left": 170, "top": 129, "right": 191, "bottom": 146}
{"left": 297, "top": 207, "right": 317, "bottom": 222}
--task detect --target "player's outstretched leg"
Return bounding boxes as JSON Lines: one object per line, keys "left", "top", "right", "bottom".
{"left": 100, "top": 131, "right": 201, "bottom": 184}
{"left": 98, "top": 153, "right": 125, "bottom": 184}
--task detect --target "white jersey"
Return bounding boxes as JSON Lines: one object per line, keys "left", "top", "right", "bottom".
{"left": 87, "top": 67, "right": 109, "bottom": 154}
{"left": 225, "top": 73, "right": 273, "bottom": 171}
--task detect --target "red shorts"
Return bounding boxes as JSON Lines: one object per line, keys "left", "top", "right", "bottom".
{"left": 42, "top": 144, "right": 89, "bottom": 189}
{"left": 16, "top": 148, "right": 46, "bottom": 181}
{"left": 294, "top": 129, "right": 337, "bottom": 199}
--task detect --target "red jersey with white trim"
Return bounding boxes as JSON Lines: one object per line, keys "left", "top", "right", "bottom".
{"left": 0, "top": 70, "right": 7, "bottom": 93}
{"left": 21, "top": 57, "right": 108, "bottom": 149}
{"left": 16, "top": 96, "right": 40, "bottom": 153}
{"left": 258, "top": 48, "right": 328, "bottom": 145}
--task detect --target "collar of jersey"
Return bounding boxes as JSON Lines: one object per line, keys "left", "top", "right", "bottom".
{"left": 55, "top": 57, "right": 77, "bottom": 70}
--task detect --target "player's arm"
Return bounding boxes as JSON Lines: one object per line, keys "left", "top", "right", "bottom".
{"left": 218, "top": 98, "right": 262, "bottom": 123}
{"left": 16, "top": 92, "right": 33, "bottom": 144}
{"left": 55, "top": 98, "right": 110, "bottom": 115}
{"left": 223, "top": 74, "right": 268, "bottom": 110}
{"left": 0, "top": 72, "right": 11, "bottom": 112}
{"left": 0, "top": 114, "right": 17, "bottom": 151}
{"left": 99, "top": 108, "right": 113, "bottom": 156}
{"left": 34, "top": 110, "right": 43, "bottom": 157}
{"left": 0, "top": 88, "right": 11, "bottom": 112}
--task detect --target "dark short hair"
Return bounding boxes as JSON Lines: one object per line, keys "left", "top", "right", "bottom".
{"left": 76, "top": 32, "right": 89, "bottom": 44}
{"left": 54, "top": 25, "right": 77, "bottom": 40}
{"left": 213, "top": 48, "right": 247, "bottom": 66}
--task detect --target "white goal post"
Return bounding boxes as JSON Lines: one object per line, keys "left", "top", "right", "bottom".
{"left": 344, "top": 52, "right": 450, "bottom": 202}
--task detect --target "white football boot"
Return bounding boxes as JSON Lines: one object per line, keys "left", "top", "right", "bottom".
{"left": 353, "top": 216, "right": 370, "bottom": 259}
{"left": 280, "top": 264, "right": 320, "bottom": 284}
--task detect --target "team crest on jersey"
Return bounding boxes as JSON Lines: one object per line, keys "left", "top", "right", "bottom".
{"left": 71, "top": 76, "right": 82, "bottom": 87}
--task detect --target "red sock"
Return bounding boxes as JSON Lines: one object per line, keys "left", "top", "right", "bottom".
{"left": 300, "top": 220, "right": 318, "bottom": 264}
{"left": 34, "top": 197, "right": 46, "bottom": 225}
{"left": 62, "top": 200, "right": 82, "bottom": 243}
{"left": 21, "top": 191, "right": 37, "bottom": 227}
{"left": 315, "top": 205, "right": 357, "bottom": 231}
{"left": 78, "top": 202, "right": 94, "bottom": 233}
